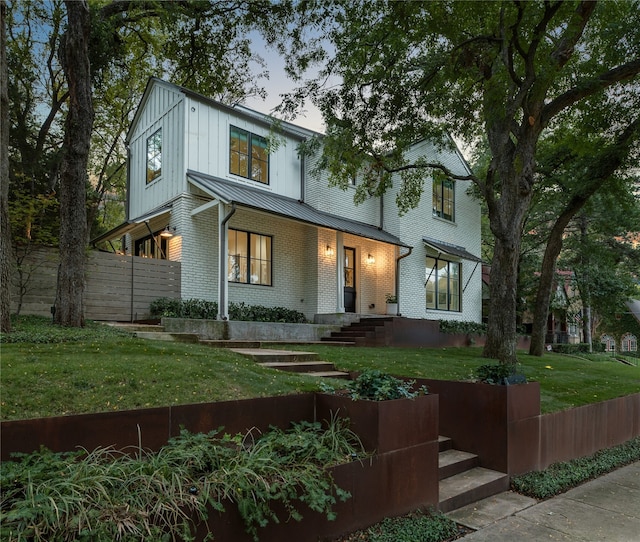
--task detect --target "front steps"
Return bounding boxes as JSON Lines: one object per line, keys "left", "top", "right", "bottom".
{"left": 438, "top": 436, "right": 509, "bottom": 513}
{"left": 320, "top": 317, "right": 394, "bottom": 346}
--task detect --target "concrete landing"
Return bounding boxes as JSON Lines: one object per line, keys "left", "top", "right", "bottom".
{"left": 231, "top": 348, "right": 351, "bottom": 379}
{"left": 439, "top": 467, "right": 510, "bottom": 513}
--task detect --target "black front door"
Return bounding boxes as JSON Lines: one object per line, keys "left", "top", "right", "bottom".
{"left": 344, "top": 247, "right": 356, "bottom": 313}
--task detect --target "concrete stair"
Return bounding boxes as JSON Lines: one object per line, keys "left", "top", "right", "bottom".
{"left": 320, "top": 317, "right": 394, "bottom": 346}
{"left": 231, "top": 348, "right": 350, "bottom": 379}
{"left": 438, "top": 436, "right": 509, "bottom": 513}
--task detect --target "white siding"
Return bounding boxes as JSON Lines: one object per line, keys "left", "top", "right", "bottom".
{"left": 184, "top": 96, "right": 303, "bottom": 200}
{"left": 127, "top": 82, "right": 185, "bottom": 219}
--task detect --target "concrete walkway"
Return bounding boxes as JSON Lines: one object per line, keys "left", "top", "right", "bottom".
{"left": 448, "top": 461, "right": 640, "bottom": 541}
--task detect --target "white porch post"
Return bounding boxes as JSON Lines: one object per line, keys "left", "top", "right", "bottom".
{"left": 336, "top": 232, "right": 345, "bottom": 313}
{"left": 218, "top": 202, "right": 235, "bottom": 320}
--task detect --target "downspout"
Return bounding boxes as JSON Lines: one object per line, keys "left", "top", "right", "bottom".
{"left": 218, "top": 203, "right": 236, "bottom": 320}
{"left": 300, "top": 145, "right": 305, "bottom": 202}
{"left": 395, "top": 246, "right": 413, "bottom": 316}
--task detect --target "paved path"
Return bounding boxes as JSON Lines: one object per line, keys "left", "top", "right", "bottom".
{"left": 448, "top": 461, "right": 640, "bottom": 541}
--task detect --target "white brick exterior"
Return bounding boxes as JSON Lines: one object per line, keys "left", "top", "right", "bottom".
{"left": 116, "top": 79, "right": 482, "bottom": 322}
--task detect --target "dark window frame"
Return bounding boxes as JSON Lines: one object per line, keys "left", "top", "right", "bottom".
{"left": 228, "top": 228, "right": 273, "bottom": 286}
{"left": 135, "top": 231, "right": 168, "bottom": 260}
{"left": 432, "top": 177, "right": 455, "bottom": 221}
{"left": 146, "top": 128, "right": 162, "bottom": 184}
{"left": 425, "top": 256, "right": 461, "bottom": 312}
{"left": 229, "top": 126, "right": 269, "bottom": 184}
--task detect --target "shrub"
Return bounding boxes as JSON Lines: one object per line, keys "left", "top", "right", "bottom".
{"left": 322, "top": 369, "right": 428, "bottom": 401}
{"left": 475, "top": 363, "right": 527, "bottom": 385}
{"left": 1, "top": 419, "right": 363, "bottom": 542}
{"left": 149, "top": 298, "right": 308, "bottom": 323}
{"left": 439, "top": 320, "right": 487, "bottom": 335}
{"left": 551, "top": 343, "right": 604, "bottom": 354}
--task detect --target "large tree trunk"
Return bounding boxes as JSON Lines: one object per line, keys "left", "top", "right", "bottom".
{"left": 0, "top": 0, "right": 11, "bottom": 333}
{"left": 54, "top": 1, "right": 93, "bottom": 327}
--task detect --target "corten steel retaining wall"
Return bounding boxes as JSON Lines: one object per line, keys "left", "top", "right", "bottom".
{"left": 1, "top": 393, "right": 441, "bottom": 542}
{"left": 417, "top": 379, "right": 640, "bottom": 476}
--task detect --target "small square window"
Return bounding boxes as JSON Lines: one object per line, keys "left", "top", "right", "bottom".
{"left": 146, "top": 128, "right": 162, "bottom": 184}
{"left": 230, "top": 126, "right": 269, "bottom": 184}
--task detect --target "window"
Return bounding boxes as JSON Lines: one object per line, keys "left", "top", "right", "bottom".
{"left": 433, "top": 177, "right": 455, "bottom": 221}
{"left": 146, "top": 128, "right": 162, "bottom": 184}
{"left": 135, "top": 231, "right": 168, "bottom": 259}
{"left": 229, "top": 126, "right": 269, "bottom": 184}
{"left": 621, "top": 333, "right": 637, "bottom": 352}
{"left": 601, "top": 334, "right": 616, "bottom": 352}
{"left": 425, "top": 256, "right": 460, "bottom": 311}
{"left": 228, "top": 229, "right": 272, "bottom": 285}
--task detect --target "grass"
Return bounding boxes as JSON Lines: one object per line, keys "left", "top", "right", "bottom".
{"left": 1, "top": 316, "right": 639, "bottom": 420}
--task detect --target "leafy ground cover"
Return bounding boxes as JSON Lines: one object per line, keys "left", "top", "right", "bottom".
{"left": 511, "top": 436, "right": 640, "bottom": 499}
{"left": 1, "top": 316, "right": 639, "bottom": 420}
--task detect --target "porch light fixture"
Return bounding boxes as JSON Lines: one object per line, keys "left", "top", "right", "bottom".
{"left": 366, "top": 253, "right": 375, "bottom": 264}
{"left": 159, "top": 226, "right": 175, "bottom": 238}
{"left": 325, "top": 245, "right": 334, "bottom": 256}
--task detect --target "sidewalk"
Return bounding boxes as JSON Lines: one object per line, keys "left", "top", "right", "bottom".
{"left": 448, "top": 461, "right": 640, "bottom": 541}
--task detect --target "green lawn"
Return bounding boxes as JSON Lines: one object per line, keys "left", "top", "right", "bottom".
{"left": 1, "top": 317, "right": 638, "bottom": 420}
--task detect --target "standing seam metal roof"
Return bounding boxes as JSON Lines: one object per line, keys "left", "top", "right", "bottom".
{"left": 187, "top": 171, "right": 409, "bottom": 247}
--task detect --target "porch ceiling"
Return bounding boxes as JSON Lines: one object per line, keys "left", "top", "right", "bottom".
{"left": 187, "top": 170, "right": 410, "bottom": 247}
{"left": 90, "top": 205, "right": 172, "bottom": 246}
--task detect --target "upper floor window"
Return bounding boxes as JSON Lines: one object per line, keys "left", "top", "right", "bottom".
{"left": 146, "top": 128, "right": 162, "bottom": 184}
{"left": 433, "top": 177, "right": 454, "bottom": 221}
{"left": 425, "top": 256, "right": 460, "bottom": 312}
{"left": 229, "top": 126, "right": 269, "bottom": 184}
{"left": 228, "top": 228, "right": 272, "bottom": 285}
{"left": 135, "top": 231, "right": 168, "bottom": 259}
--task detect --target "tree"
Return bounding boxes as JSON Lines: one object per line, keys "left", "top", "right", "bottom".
{"left": 7, "top": 0, "right": 293, "bottom": 326}
{"left": 278, "top": 0, "right": 640, "bottom": 364}
{"left": 54, "top": 0, "right": 93, "bottom": 327}
{"left": 528, "top": 118, "right": 639, "bottom": 356}
{"left": 0, "top": 0, "right": 10, "bottom": 333}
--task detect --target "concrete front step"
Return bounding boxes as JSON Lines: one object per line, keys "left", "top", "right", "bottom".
{"left": 439, "top": 467, "right": 510, "bottom": 513}
{"left": 230, "top": 348, "right": 320, "bottom": 363}
{"left": 133, "top": 331, "right": 200, "bottom": 343}
{"left": 438, "top": 449, "right": 479, "bottom": 480}
{"left": 259, "top": 361, "right": 339, "bottom": 373}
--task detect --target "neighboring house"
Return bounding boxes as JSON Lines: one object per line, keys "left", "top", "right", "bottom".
{"left": 92, "top": 78, "right": 483, "bottom": 323}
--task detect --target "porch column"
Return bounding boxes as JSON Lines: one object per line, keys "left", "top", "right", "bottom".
{"left": 218, "top": 203, "right": 235, "bottom": 320}
{"left": 336, "top": 232, "right": 344, "bottom": 313}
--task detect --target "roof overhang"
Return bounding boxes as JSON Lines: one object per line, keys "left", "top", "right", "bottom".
{"left": 90, "top": 206, "right": 172, "bottom": 247}
{"left": 423, "top": 236, "right": 482, "bottom": 263}
{"left": 187, "top": 170, "right": 410, "bottom": 248}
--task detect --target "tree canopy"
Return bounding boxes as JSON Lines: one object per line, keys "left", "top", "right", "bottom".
{"left": 278, "top": 0, "right": 640, "bottom": 364}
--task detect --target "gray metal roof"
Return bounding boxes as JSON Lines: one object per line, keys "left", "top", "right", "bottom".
{"left": 187, "top": 171, "right": 409, "bottom": 247}
{"left": 423, "top": 236, "right": 482, "bottom": 263}
{"left": 90, "top": 205, "right": 172, "bottom": 246}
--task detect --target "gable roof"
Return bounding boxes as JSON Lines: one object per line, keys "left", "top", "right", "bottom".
{"left": 187, "top": 170, "right": 410, "bottom": 248}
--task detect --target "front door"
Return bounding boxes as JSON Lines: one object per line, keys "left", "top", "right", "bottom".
{"left": 344, "top": 247, "right": 356, "bottom": 313}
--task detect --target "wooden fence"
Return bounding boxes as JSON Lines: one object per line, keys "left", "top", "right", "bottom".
{"left": 10, "top": 247, "right": 181, "bottom": 322}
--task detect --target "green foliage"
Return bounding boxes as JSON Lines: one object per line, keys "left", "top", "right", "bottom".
{"left": 385, "top": 293, "right": 397, "bottom": 304}
{"left": 475, "top": 363, "right": 526, "bottom": 385}
{"left": 338, "top": 510, "right": 460, "bottom": 542}
{"left": 511, "top": 437, "right": 640, "bottom": 500}
{"left": 1, "top": 420, "right": 362, "bottom": 542}
{"left": 439, "top": 320, "right": 487, "bottom": 335}
{"left": 551, "top": 343, "right": 604, "bottom": 354}
{"left": 149, "top": 297, "right": 309, "bottom": 323}
{"left": 344, "top": 370, "right": 428, "bottom": 401}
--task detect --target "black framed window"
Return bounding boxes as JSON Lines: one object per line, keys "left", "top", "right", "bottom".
{"left": 425, "top": 256, "right": 460, "bottom": 311}
{"left": 229, "top": 126, "right": 269, "bottom": 184}
{"left": 146, "top": 128, "right": 162, "bottom": 184}
{"left": 433, "top": 177, "right": 455, "bottom": 221}
{"left": 228, "top": 229, "right": 272, "bottom": 285}
{"left": 135, "top": 231, "right": 168, "bottom": 259}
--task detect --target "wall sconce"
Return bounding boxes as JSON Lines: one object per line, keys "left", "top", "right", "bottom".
{"left": 366, "top": 253, "right": 375, "bottom": 264}
{"left": 325, "top": 245, "right": 334, "bottom": 256}
{"left": 159, "top": 226, "right": 176, "bottom": 238}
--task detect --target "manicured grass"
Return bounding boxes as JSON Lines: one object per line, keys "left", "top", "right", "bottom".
{"left": 277, "top": 344, "right": 640, "bottom": 413}
{"left": 1, "top": 316, "right": 639, "bottom": 419}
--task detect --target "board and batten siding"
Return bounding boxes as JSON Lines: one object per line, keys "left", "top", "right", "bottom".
{"left": 184, "top": 96, "right": 303, "bottom": 200}
{"left": 127, "top": 82, "right": 186, "bottom": 221}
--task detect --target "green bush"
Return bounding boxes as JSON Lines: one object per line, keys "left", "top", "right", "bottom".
{"left": 1, "top": 419, "right": 363, "bottom": 542}
{"left": 439, "top": 320, "right": 487, "bottom": 335}
{"left": 322, "top": 369, "right": 428, "bottom": 401}
{"left": 149, "top": 298, "right": 308, "bottom": 323}
{"left": 551, "top": 343, "right": 603, "bottom": 354}
{"left": 511, "top": 437, "right": 640, "bottom": 499}
{"left": 342, "top": 510, "right": 459, "bottom": 542}
{"left": 475, "top": 363, "right": 527, "bottom": 385}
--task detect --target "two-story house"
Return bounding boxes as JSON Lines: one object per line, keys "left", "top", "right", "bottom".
{"left": 93, "top": 78, "right": 483, "bottom": 323}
